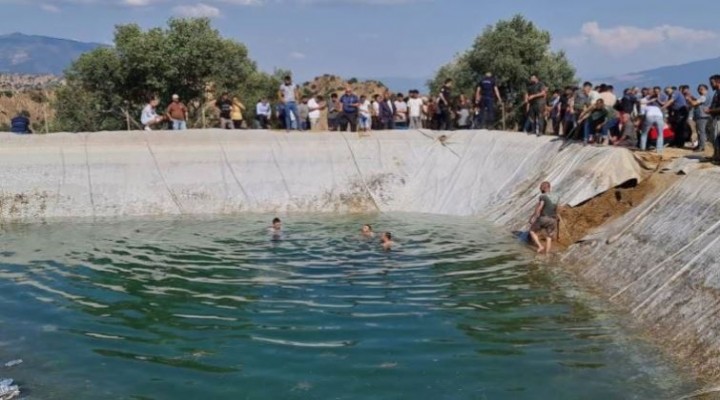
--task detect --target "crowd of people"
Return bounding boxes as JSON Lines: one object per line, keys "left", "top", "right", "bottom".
{"left": 528, "top": 75, "right": 720, "bottom": 161}
{"left": 135, "top": 72, "right": 720, "bottom": 163}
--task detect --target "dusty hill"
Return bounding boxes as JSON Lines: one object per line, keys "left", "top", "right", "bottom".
{"left": 0, "top": 74, "right": 63, "bottom": 92}
{"left": 300, "top": 75, "right": 394, "bottom": 99}
{"left": 0, "top": 89, "right": 54, "bottom": 132}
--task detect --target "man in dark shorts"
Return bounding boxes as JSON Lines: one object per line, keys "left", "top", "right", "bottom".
{"left": 528, "top": 181, "right": 560, "bottom": 254}
{"left": 526, "top": 75, "right": 547, "bottom": 136}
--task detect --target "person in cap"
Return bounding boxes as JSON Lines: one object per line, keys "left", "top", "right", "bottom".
{"left": 166, "top": 94, "right": 188, "bottom": 130}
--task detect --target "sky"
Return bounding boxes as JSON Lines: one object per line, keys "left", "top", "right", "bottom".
{"left": 1, "top": 0, "right": 719, "bottom": 84}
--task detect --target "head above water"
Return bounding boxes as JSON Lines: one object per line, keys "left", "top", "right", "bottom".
{"left": 381, "top": 232, "right": 392, "bottom": 242}
{"left": 361, "top": 224, "right": 373, "bottom": 234}
{"left": 272, "top": 217, "right": 281, "bottom": 230}
{"left": 540, "top": 181, "right": 551, "bottom": 194}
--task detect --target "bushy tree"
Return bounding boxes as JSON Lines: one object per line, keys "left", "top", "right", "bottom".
{"left": 55, "top": 18, "right": 282, "bottom": 132}
{"left": 429, "top": 15, "right": 576, "bottom": 108}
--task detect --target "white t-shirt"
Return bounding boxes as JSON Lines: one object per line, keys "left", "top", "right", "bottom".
{"left": 588, "top": 90, "right": 602, "bottom": 105}
{"left": 643, "top": 104, "right": 663, "bottom": 118}
{"left": 359, "top": 100, "right": 371, "bottom": 117}
{"left": 372, "top": 101, "right": 380, "bottom": 116}
{"left": 600, "top": 92, "right": 617, "bottom": 108}
{"left": 308, "top": 98, "right": 321, "bottom": 119}
{"left": 407, "top": 98, "right": 423, "bottom": 118}
{"left": 141, "top": 104, "right": 157, "bottom": 125}
{"left": 394, "top": 101, "right": 408, "bottom": 122}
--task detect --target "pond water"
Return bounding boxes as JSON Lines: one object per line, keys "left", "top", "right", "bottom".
{"left": 0, "top": 214, "right": 697, "bottom": 399}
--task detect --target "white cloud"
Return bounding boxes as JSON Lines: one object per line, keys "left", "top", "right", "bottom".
{"left": 172, "top": 2, "right": 221, "bottom": 17}
{"left": 216, "top": 0, "right": 262, "bottom": 5}
{"left": 289, "top": 51, "right": 306, "bottom": 59}
{"left": 562, "top": 21, "right": 719, "bottom": 55}
{"left": 40, "top": 2, "right": 61, "bottom": 11}
{"left": 122, "top": 0, "right": 162, "bottom": 5}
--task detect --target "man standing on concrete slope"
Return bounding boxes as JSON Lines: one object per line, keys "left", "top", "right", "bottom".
{"left": 438, "top": 79, "right": 454, "bottom": 130}
{"left": 338, "top": 86, "right": 360, "bottom": 132}
{"left": 705, "top": 74, "right": 720, "bottom": 163}
{"left": 166, "top": 94, "right": 188, "bottom": 130}
{"left": 278, "top": 75, "right": 301, "bottom": 132}
{"left": 663, "top": 86, "right": 689, "bottom": 148}
{"left": 475, "top": 72, "right": 502, "bottom": 130}
{"left": 407, "top": 90, "right": 423, "bottom": 130}
{"left": 528, "top": 181, "right": 560, "bottom": 255}
{"left": 526, "top": 75, "right": 547, "bottom": 136}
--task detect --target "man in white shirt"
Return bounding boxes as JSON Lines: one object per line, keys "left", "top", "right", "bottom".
{"left": 394, "top": 93, "right": 408, "bottom": 129}
{"left": 359, "top": 95, "right": 372, "bottom": 134}
{"left": 639, "top": 99, "right": 665, "bottom": 154}
{"left": 308, "top": 95, "right": 323, "bottom": 131}
{"left": 255, "top": 98, "right": 271, "bottom": 129}
{"left": 599, "top": 84, "right": 617, "bottom": 108}
{"left": 407, "top": 90, "right": 423, "bottom": 129}
{"left": 141, "top": 97, "right": 166, "bottom": 131}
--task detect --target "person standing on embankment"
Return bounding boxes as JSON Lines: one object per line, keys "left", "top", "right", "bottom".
{"left": 528, "top": 181, "right": 559, "bottom": 254}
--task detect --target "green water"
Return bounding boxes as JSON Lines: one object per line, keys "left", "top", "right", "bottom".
{"left": 0, "top": 214, "right": 696, "bottom": 399}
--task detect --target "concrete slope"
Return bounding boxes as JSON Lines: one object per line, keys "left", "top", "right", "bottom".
{"left": 564, "top": 169, "right": 720, "bottom": 377}
{"left": 0, "top": 129, "right": 645, "bottom": 221}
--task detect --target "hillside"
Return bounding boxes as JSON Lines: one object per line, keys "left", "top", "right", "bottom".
{"left": 300, "top": 75, "right": 391, "bottom": 98}
{"left": 594, "top": 56, "right": 720, "bottom": 89}
{"left": 0, "top": 33, "right": 103, "bottom": 75}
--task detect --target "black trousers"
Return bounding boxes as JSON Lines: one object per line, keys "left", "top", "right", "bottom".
{"left": 255, "top": 115, "right": 269, "bottom": 129}
{"left": 438, "top": 107, "right": 453, "bottom": 130}
{"left": 339, "top": 112, "right": 358, "bottom": 132}
{"left": 670, "top": 107, "right": 689, "bottom": 147}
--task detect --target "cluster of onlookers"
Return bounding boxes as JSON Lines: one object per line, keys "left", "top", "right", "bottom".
{"left": 135, "top": 72, "right": 720, "bottom": 163}
{"left": 525, "top": 74, "right": 720, "bottom": 161}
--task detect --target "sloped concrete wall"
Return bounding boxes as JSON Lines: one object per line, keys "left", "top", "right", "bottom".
{"left": 563, "top": 170, "right": 720, "bottom": 377}
{"left": 0, "top": 129, "right": 644, "bottom": 222}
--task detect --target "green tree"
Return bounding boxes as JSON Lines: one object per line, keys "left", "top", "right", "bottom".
{"left": 56, "top": 18, "right": 282, "bottom": 132}
{"left": 429, "top": 15, "right": 576, "bottom": 121}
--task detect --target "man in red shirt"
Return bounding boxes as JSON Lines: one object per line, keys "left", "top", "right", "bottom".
{"left": 166, "top": 94, "right": 188, "bottom": 130}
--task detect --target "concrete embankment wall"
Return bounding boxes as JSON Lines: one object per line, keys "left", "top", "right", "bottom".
{"left": 0, "top": 129, "right": 644, "bottom": 222}
{"left": 563, "top": 169, "right": 720, "bottom": 378}
{"left": 3, "top": 128, "right": 718, "bottom": 378}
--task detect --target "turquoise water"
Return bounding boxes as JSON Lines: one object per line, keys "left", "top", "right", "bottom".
{"left": 0, "top": 214, "right": 696, "bottom": 399}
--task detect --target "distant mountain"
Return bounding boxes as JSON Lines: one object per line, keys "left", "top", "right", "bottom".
{"left": 0, "top": 33, "right": 104, "bottom": 75}
{"left": 595, "top": 57, "right": 720, "bottom": 90}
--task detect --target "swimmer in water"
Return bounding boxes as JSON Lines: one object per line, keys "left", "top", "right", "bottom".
{"left": 361, "top": 224, "right": 375, "bottom": 238}
{"left": 269, "top": 217, "right": 282, "bottom": 235}
{"left": 380, "top": 232, "right": 394, "bottom": 250}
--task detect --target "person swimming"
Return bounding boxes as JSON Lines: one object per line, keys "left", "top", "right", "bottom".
{"left": 380, "top": 232, "right": 394, "bottom": 250}
{"left": 361, "top": 224, "right": 375, "bottom": 238}
{"left": 269, "top": 217, "right": 282, "bottom": 239}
